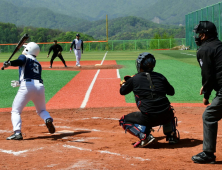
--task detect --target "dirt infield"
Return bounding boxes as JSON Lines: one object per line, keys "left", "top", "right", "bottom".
{"left": 0, "top": 106, "right": 222, "bottom": 169}
{"left": 1, "top": 60, "right": 222, "bottom": 169}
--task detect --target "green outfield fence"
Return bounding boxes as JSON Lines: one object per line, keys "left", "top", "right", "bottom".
{"left": 0, "top": 39, "right": 185, "bottom": 53}
{"left": 186, "top": 2, "right": 222, "bottom": 49}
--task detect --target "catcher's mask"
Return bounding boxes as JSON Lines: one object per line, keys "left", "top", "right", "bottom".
{"left": 193, "top": 21, "right": 218, "bottom": 46}
{"left": 136, "top": 52, "right": 156, "bottom": 73}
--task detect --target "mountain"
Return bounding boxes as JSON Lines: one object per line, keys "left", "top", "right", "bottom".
{"left": 0, "top": 1, "right": 185, "bottom": 40}
{"left": 5, "top": 0, "right": 156, "bottom": 21}
{"left": 0, "top": 0, "right": 88, "bottom": 30}
{"left": 5, "top": 0, "right": 222, "bottom": 25}
{"left": 79, "top": 16, "right": 185, "bottom": 40}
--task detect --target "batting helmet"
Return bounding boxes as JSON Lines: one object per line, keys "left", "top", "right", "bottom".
{"left": 23, "top": 42, "right": 40, "bottom": 56}
{"left": 193, "top": 21, "right": 218, "bottom": 46}
{"left": 136, "top": 52, "right": 156, "bottom": 73}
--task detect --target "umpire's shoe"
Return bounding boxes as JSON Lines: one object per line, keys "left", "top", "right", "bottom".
{"left": 192, "top": 152, "right": 216, "bottom": 164}
{"left": 45, "top": 118, "right": 55, "bottom": 134}
{"left": 7, "top": 133, "right": 23, "bottom": 140}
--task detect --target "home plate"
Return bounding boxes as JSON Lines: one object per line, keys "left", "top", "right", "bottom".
{"left": 55, "top": 130, "right": 75, "bottom": 134}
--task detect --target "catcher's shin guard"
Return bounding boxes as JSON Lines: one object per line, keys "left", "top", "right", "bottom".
{"left": 163, "top": 117, "right": 180, "bottom": 144}
{"left": 119, "top": 115, "right": 147, "bottom": 140}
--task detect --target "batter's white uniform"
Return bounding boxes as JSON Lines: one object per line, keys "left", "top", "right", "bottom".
{"left": 11, "top": 54, "right": 53, "bottom": 132}
{"left": 71, "top": 38, "right": 83, "bottom": 66}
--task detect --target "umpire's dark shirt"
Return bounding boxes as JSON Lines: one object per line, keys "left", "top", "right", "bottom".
{"left": 197, "top": 37, "right": 222, "bottom": 99}
{"left": 120, "top": 72, "right": 174, "bottom": 114}
{"left": 48, "top": 44, "right": 63, "bottom": 55}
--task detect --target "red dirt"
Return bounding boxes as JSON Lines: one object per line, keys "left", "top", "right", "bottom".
{"left": 1, "top": 60, "right": 220, "bottom": 169}
{"left": 0, "top": 106, "right": 222, "bottom": 170}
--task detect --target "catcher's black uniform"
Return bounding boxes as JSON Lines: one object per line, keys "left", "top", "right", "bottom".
{"left": 120, "top": 71, "right": 175, "bottom": 127}
{"left": 48, "top": 44, "right": 67, "bottom": 67}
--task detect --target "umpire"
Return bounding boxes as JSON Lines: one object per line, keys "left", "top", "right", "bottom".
{"left": 192, "top": 21, "right": 222, "bottom": 164}
{"left": 119, "top": 52, "right": 179, "bottom": 148}
{"left": 47, "top": 40, "right": 67, "bottom": 68}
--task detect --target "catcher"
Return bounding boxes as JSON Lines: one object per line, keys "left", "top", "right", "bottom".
{"left": 47, "top": 40, "right": 67, "bottom": 68}
{"left": 119, "top": 52, "right": 179, "bottom": 148}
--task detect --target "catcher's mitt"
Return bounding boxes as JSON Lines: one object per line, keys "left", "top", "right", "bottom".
{"left": 120, "top": 75, "right": 134, "bottom": 87}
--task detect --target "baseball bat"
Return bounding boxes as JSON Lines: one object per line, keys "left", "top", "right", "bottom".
{"left": 1, "top": 33, "right": 29, "bottom": 70}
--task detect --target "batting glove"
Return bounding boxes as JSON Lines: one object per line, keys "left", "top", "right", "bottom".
{"left": 3, "top": 61, "right": 11, "bottom": 68}
{"left": 11, "top": 80, "right": 20, "bottom": 88}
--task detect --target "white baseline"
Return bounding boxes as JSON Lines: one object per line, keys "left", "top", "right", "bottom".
{"left": 80, "top": 51, "right": 108, "bottom": 108}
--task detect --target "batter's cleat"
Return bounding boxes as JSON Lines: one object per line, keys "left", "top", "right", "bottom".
{"left": 45, "top": 118, "right": 55, "bottom": 134}
{"left": 49, "top": 66, "right": 52, "bottom": 68}
{"left": 7, "top": 133, "right": 23, "bottom": 140}
{"left": 65, "top": 65, "right": 68, "bottom": 68}
{"left": 192, "top": 152, "right": 216, "bottom": 164}
{"left": 134, "top": 134, "right": 155, "bottom": 148}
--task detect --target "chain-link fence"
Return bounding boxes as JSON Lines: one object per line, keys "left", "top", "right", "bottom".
{"left": 186, "top": 2, "right": 222, "bottom": 49}
{"left": 0, "top": 38, "right": 186, "bottom": 53}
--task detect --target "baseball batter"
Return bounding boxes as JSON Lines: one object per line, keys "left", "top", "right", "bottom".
{"left": 70, "top": 33, "right": 83, "bottom": 67}
{"left": 3, "top": 42, "right": 55, "bottom": 140}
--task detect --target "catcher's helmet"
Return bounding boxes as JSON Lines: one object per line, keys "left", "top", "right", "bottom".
{"left": 193, "top": 21, "right": 218, "bottom": 46}
{"left": 136, "top": 52, "right": 156, "bottom": 73}
{"left": 23, "top": 42, "right": 40, "bottom": 56}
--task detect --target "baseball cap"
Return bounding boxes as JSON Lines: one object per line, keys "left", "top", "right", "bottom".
{"left": 76, "top": 33, "right": 80, "bottom": 37}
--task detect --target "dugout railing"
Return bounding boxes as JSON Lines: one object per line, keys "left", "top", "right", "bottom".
{"left": 0, "top": 38, "right": 186, "bottom": 53}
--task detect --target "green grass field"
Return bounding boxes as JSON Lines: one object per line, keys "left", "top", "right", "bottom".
{"left": 0, "top": 50, "right": 215, "bottom": 108}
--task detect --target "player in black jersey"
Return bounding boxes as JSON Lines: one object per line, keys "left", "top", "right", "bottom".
{"left": 119, "top": 52, "right": 179, "bottom": 148}
{"left": 47, "top": 40, "right": 67, "bottom": 68}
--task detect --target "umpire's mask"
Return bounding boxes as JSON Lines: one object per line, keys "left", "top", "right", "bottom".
{"left": 193, "top": 21, "right": 218, "bottom": 46}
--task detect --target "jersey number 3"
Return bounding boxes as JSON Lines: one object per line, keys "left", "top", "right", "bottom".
{"left": 33, "top": 62, "right": 39, "bottom": 74}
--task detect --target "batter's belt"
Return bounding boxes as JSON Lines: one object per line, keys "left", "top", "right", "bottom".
{"left": 24, "top": 79, "right": 43, "bottom": 84}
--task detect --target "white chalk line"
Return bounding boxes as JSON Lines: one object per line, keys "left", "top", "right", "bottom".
{"left": 64, "top": 144, "right": 92, "bottom": 151}
{"left": 63, "top": 144, "right": 150, "bottom": 162}
{"left": 80, "top": 69, "right": 100, "bottom": 108}
{"left": 181, "top": 53, "right": 196, "bottom": 56}
{"left": 54, "top": 126, "right": 101, "bottom": 132}
{"left": 46, "top": 164, "right": 58, "bottom": 168}
{"left": 101, "top": 51, "right": 108, "bottom": 65}
{"left": 0, "top": 130, "right": 12, "bottom": 133}
{"left": 0, "top": 147, "right": 44, "bottom": 156}
{"left": 117, "top": 69, "right": 120, "bottom": 79}
{"left": 80, "top": 51, "right": 108, "bottom": 108}
{"left": 61, "top": 160, "right": 93, "bottom": 169}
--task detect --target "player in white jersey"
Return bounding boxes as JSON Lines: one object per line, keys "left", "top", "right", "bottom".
{"left": 3, "top": 42, "right": 55, "bottom": 140}
{"left": 70, "top": 33, "right": 84, "bottom": 67}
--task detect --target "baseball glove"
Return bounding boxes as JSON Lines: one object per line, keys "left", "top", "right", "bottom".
{"left": 58, "top": 52, "right": 62, "bottom": 57}
{"left": 120, "top": 75, "right": 134, "bottom": 87}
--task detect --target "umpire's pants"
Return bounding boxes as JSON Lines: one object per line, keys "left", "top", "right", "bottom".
{"left": 203, "top": 92, "right": 222, "bottom": 153}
